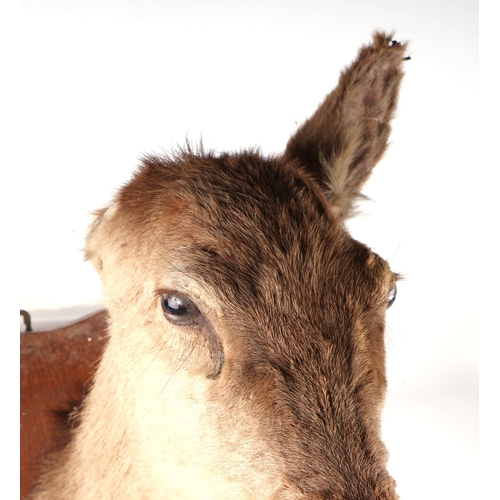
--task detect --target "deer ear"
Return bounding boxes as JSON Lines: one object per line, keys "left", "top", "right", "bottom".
{"left": 85, "top": 206, "right": 115, "bottom": 273}
{"left": 284, "top": 32, "right": 408, "bottom": 218}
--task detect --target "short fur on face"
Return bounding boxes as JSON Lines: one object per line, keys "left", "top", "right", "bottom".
{"left": 33, "top": 32, "right": 407, "bottom": 500}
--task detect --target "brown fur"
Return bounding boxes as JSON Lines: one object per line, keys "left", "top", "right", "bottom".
{"left": 31, "top": 32, "right": 408, "bottom": 499}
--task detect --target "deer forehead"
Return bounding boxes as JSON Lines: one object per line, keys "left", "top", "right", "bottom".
{"left": 100, "top": 151, "right": 393, "bottom": 300}
{"left": 91, "top": 151, "right": 395, "bottom": 353}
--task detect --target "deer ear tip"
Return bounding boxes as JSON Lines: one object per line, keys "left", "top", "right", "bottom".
{"left": 372, "top": 31, "right": 409, "bottom": 53}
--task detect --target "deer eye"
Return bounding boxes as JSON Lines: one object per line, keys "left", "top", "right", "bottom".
{"left": 387, "top": 284, "right": 397, "bottom": 308}
{"left": 161, "top": 293, "right": 202, "bottom": 325}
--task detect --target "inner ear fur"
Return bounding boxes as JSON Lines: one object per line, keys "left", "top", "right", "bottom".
{"left": 284, "top": 31, "right": 408, "bottom": 218}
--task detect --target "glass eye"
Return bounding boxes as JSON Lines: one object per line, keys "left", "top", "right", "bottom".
{"left": 161, "top": 292, "right": 202, "bottom": 325}
{"left": 387, "top": 283, "right": 397, "bottom": 308}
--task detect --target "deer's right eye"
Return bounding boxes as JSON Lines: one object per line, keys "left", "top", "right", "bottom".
{"left": 161, "top": 293, "right": 202, "bottom": 326}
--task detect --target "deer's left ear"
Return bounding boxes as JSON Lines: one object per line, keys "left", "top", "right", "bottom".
{"left": 284, "top": 32, "right": 408, "bottom": 218}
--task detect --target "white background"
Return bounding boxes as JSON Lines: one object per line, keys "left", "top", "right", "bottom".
{"left": 16, "top": 1, "right": 479, "bottom": 498}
